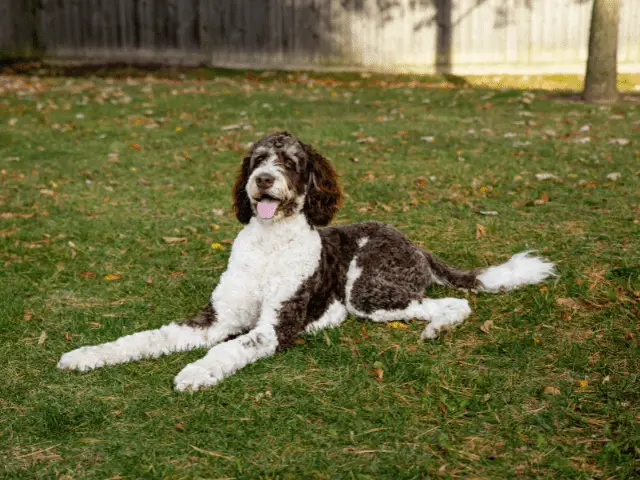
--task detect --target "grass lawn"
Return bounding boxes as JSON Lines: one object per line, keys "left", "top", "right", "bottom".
{"left": 1, "top": 70, "right": 639, "bottom": 479}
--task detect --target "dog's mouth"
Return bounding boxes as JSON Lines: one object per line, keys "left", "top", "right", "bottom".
{"left": 255, "top": 194, "right": 281, "bottom": 219}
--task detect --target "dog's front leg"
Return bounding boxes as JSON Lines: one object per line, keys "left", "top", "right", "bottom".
{"left": 57, "top": 300, "right": 243, "bottom": 372}
{"left": 174, "top": 292, "right": 310, "bottom": 391}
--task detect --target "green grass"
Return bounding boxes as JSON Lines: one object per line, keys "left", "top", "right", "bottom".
{"left": 1, "top": 70, "right": 639, "bottom": 479}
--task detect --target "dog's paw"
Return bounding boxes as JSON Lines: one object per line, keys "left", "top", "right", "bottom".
{"left": 421, "top": 298, "right": 471, "bottom": 340}
{"left": 174, "top": 364, "right": 219, "bottom": 392}
{"left": 57, "top": 347, "right": 105, "bottom": 372}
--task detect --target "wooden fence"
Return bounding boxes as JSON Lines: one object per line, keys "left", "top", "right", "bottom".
{"left": 1, "top": 0, "right": 639, "bottom": 74}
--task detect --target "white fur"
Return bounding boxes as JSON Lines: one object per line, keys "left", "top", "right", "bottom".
{"left": 174, "top": 324, "right": 278, "bottom": 391}
{"left": 357, "top": 237, "right": 369, "bottom": 248}
{"left": 305, "top": 300, "right": 348, "bottom": 333}
{"left": 477, "top": 251, "right": 556, "bottom": 292}
{"left": 57, "top": 322, "right": 236, "bottom": 371}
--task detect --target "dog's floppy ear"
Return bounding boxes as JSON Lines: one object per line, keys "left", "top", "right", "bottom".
{"left": 232, "top": 156, "right": 253, "bottom": 224}
{"left": 302, "top": 142, "right": 342, "bottom": 226}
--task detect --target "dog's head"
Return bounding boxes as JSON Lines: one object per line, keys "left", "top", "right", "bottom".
{"left": 233, "top": 132, "right": 342, "bottom": 226}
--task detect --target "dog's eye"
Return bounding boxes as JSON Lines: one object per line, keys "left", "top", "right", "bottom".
{"left": 254, "top": 154, "right": 267, "bottom": 164}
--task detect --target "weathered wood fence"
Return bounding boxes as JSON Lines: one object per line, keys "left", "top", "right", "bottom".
{"left": 1, "top": 0, "right": 639, "bottom": 74}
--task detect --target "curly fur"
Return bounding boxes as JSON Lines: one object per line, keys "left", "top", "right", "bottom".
{"left": 58, "top": 132, "right": 556, "bottom": 391}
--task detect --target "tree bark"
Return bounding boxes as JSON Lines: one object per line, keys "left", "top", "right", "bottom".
{"left": 583, "top": 0, "right": 621, "bottom": 104}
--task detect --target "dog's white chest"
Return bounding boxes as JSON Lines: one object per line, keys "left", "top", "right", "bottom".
{"left": 214, "top": 217, "right": 321, "bottom": 324}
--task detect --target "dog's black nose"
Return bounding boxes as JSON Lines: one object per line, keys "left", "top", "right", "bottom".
{"left": 256, "top": 173, "right": 274, "bottom": 189}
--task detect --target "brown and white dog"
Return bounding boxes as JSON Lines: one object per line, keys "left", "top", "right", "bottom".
{"left": 58, "top": 132, "right": 555, "bottom": 391}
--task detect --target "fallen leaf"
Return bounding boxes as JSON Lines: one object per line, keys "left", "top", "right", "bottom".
{"left": 175, "top": 423, "right": 184, "bottom": 431}
{"left": 211, "top": 242, "right": 225, "bottom": 250}
{"left": 543, "top": 386, "right": 560, "bottom": 396}
{"left": 169, "top": 272, "right": 184, "bottom": 277}
{"left": 38, "top": 331, "right": 47, "bottom": 345}
{"left": 372, "top": 368, "right": 384, "bottom": 382}
{"left": 608, "top": 138, "right": 629, "bottom": 145}
{"left": 576, "top": 379, "right": 589, "bottom": 388}
{"left": 421, "top": 136, "right": 435, "bottom": 142}
{"left": 388, "top": 321, "right": 409, "bottom": 329}
{"left": 40, "top": 189, "right": 56, "bottom": 197}
{"left": 24, "top": 310, "right": 33, "bottom": 321}
{"left": 480, "top": 320, "right": 493, "bottom": 334}
{"left": 475, "top": 224, "right": 487, "bottom": 239}
{"left": 78, "top": 271, "right": 96, "bottom": 278}
{"left": 104, "top": 274, "right": 122, "bottom": 281}
{"left": 130, "top": 143, "right": 142, "bottom": 150}
{"left": 535, "top": 173, "right": 557, "bottom": 181}
{"left": 163, "top": 237, "right": 187, "bottom": 244}
{"left": 479, "top": 211, "right": 498, "bottom": 216}
{"left": 556, "top": 297, "right": 582, "bottom": 309}
{"left": 606, "top": 172, "right": 621, "bottom": 181}
{"left": 0, "top": 212, "right": 35, "bottom": 219}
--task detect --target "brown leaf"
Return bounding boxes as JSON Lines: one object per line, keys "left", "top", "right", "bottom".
{"left": 169, "top": 272, "right": 184, "bottom": 278}
{"left": 372, "top": 368, "right": 384, "bottom": 382}
{"left": 40, "top": 189, "right": 56, "bottom": 197}
{"left": 475, "top": 224, "right": 487, "bottom": 239}
{"left": 0, "top": 212, "right": 35, "bottom": 219}
{"left": 543, "top": 386, "right": 560, "bottom": 396}
{"left": 480, "top": 320, "right": 493, "bottom": 334}
{"left": 175, "top": 423, "right": 185, "bottom": 431}
{"left": 78, "top": 271, "right": 96, "bottom": 278}
{"left": 38, "top": 331, "right": 47, "bottom": 345}
{"left": 163, "top": 237, "right": 187, "bottom": 244}
{"left": 24, "top": 310, "right": 33, "bottom": 321}
{"left": 556, "top": 297, "right": 582, "bottom": 310}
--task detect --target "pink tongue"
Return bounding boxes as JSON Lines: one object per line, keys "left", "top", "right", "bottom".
{"left": 257, "top": 200, "right": 279, "bottom": 219}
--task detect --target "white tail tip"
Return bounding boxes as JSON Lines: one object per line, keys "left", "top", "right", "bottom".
{"left": 477, "top": 251, "right": 556, "bottom": 292}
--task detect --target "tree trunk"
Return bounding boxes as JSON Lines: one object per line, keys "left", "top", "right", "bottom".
{"left": 583, "top": 0, "right": 621, "bottom": 104}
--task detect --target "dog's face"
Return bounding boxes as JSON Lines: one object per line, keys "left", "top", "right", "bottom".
{"left": 233, "top": 132, "right": 342, "bottom": 226}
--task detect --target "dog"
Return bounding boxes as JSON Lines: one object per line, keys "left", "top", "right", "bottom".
{"left": 58, "top": 132, "right": 555, "bottom": 391}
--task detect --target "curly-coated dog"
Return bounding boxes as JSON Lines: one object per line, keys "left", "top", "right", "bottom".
{"left": 58, "top": 132, "right": 555, "bottom": 390}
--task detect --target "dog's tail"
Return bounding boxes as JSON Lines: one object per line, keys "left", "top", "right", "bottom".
{"left": 422, "top": 250, "right": 556, "bottom": 292}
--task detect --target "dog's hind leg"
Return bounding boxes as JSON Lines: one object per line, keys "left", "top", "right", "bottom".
{"left": 345, "top": 255, "right": 472, "bottom": 340}
{"left": 57, "top": 302, "right": 242, "bottom": 372}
